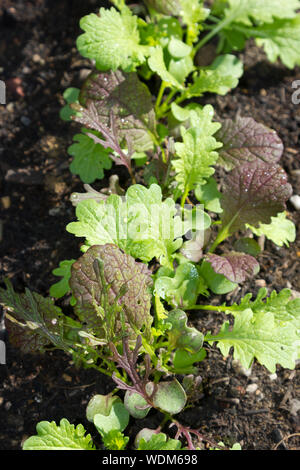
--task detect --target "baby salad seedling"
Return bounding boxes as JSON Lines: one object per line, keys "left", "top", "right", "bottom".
{"left": 1, "top": 0, "right": 300, "bottom": 450}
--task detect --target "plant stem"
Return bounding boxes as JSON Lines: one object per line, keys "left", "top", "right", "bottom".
{"left": 155, "top": 81, "right": 167, "bottom": 113}
{"left": 180, "top": 187, "right": 190, "bottom": 208}
{"left": 188, "top": 304, "right": 228, "bottom": 312}
{"left": 156, "top": 89, "right": 178, "bottom": 119}
{"left": 208, "top": 225, "right": 229, "bottom": 253}
{"left": 193, "top": 12, "right": 238, "bottom": 56}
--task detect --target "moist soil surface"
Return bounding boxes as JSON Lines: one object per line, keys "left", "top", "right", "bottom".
{"left": 0, "top": 0, "right": 299, "bottom": 451}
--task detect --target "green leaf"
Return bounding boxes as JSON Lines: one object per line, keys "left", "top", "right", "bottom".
{"left": 232, "top": 287, "right": 300, "bottom": 336}
{"left": 86, "top": 394, "right": 121, "bottom": 422}
{"left": 60, "top": 87, "right": 80, "bottom": 121}
{"left": 225, "top": 0, "right": 300, "bottom": 26}
{"left": 139, "top": 17, "right": 183, "bottom": 48}
{"left": 94, "top": 401, "right": 130, "bottom": 436}
{"left": 168, "top": 56, "right": 195, "bottom": 85}
{"left": 168, "top": 38, "right": 192, "bottom": 58}
{"left": 199, "top": 261, "right": 238, "bottom": 294}
{"left": 23, "top": 419, "right": 95, "bottom": 450}
{"left": 173, "top": 347, "right": 206, "bottom": 374}
{"left": 179, "top": 0, "right": 210, "bottom": 43}
{"left": 143, "top": 0, "right": 182, "bottom": 16}
{"left": 67, "top": 184, "right": 193, "bottom": 267}
{"left": 68, "top": 130, "right": 112, "bottom": 183}
{"left": 150, "top": 379, "right": 187, "bottom": 414}
{"left": 76, "top": 7, "right": 148, "bottom": 71}
{"left": 233, "top": 237, "right": 261, "bottom": 256}
{"left": 172, "top": 105, "right": 222, "bottom": 195}
{"left": 246, "top": 211, "right": 296, "bottom": 247}
{"left": 187, "top": 55, "right": 243, "bottom": 97}
{"left": 206, "top": 307, "right": 299, "bottom": 373}
{"left": 195, "top": 177, "right": 222, "bottom": 213}
{"left": 255, "top": 16, "right": 300, "bottom": 69}
{"left": 155, "top": 263, "right": 202, "bottom": 309}
{"left": 148, "top": 46, "right": 184, "bottom": 89}
{"left": 69, "top": 244, "right": 153, "bottom": 339}
{"left": 102, "top": 430, "right": 129, "bottom": 450}
{"left": 49, "top": 259, "right": 76, "bottom": 299}
{"left": 138, "top": 432, "right": 182, "bottom": 450}
{"left": 124, "top": 391, "right": 151, "bottom": 419}
{"left": 164, "top": 309, "right": 204, "bottom": 353}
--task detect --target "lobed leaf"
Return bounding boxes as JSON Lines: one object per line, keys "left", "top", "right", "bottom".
{"left": 232, "top": 288, "right": 300, "bottom": 335}
{"left": 172, "top": 105, "right": 222, "bottom": 194}
{"left": 0, "top": 281, "right": 66, "bottom": 354}
{"left": 206, "top": 307, "right": 299, "bottom": 373}
{"left": 76, "top": 7, "right": 148, "bottom": 71}
{"left": 155, "top": 263, "right": 203, "bottom": 309}
{"left": 23, "top": 419, "right": 95, "bottom": 450}
{"left": 187, "top": 55, "right": 243, "bottom": 97}
{"left": 225, "top": 0, "right": 300, "bottom": 26}
{"left": 164, "top": 309, "right": 204, "bottom": 353}
{"left": 49, "top": 259, "right": 76, "bottom": 299}
{"left": 246, "top": 211, "right": 296, "bottom": 247}
{"left": 67, "top": 184, "right": 194, "bottom": 267}
{"left": 255, "top": 16, "right": 300, "bottom": 69}
{"left": 137, "top": 432, "right": 182, "bottom": 450}
{"left": 68, "top": 130, "right": 112, "bottom": 183}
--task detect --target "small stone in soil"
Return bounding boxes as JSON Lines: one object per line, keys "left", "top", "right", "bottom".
{"left": 246, "top": 383, "right": 258, "bottom": 394}
{"left": 290, "top": 194, "right": 300, "bottom": 210}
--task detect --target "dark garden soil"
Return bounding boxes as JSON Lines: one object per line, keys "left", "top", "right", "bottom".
{"left": 0, "top": 0, "right": 299, "bottom": 451}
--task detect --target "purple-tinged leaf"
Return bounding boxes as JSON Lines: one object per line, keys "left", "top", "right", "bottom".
{"left": 206, "top": 252, "right": 260, "bottom": 284}
{"left": 216, "top": 116, "right": 283, "bottom": 170}
{"left": 69, "top": 244, "right": 153, "bottom": 339}
{"left": 76, "top": 70, "right": 156, "bottom": 153}
{"left": 220, "top": 161, "right": 292, "bottom": 234}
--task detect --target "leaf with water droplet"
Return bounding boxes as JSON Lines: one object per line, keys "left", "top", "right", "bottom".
{"left": 220, "top": 161, "right": 292, "bottom": 234}
{"left": 76, "top": 70, "right": 156, "bottom": 152}
{"left": 216, "top": 116, "right": 283, "bottom": 170}
{"left": 206, "top": 251, "right": 260, "bottom": 284}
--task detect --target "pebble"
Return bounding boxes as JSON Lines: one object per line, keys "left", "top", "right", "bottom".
{"left": 246, "top": 383, "right": 258, "bottom": 394}
{"left": 1, "top": 196, "right": 11, "bottom": 209}
{"left": 289, "top": 398, "right": 300, "bottom": 417}
{"left": 32, "top": 53, "right": 45, "bottom": 65}
{"left": 48, "top": 207, "right": 61, "bottom": 216}
{"left": 290, "top": 194, "right": 300, "bottom": 210}
{"left": 20, "top": 116, "right": 31, "bottom": 126}
{"left": 268, "top": 373, "right": 277, "bottom": 381}
{"left": 232, "top": 359, "right": 252, "bottom": 377}
{"left": 290, "top": 289, "right": 300, "bottom": 300}
{"left": 255, "top": 279, "right": 266, "bottom": 288}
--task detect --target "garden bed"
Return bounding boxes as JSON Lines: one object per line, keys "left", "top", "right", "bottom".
{"left": 0, "top": 0, "right": 299, "bottom": 450}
